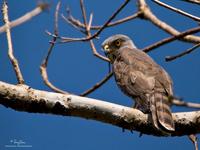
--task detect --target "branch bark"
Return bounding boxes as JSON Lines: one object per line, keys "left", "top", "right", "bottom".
{"left": 0, "top": 81, "right": 200, "bottom": 137}
{"left": 0, "top": 3, "right": 48, "bottom": 34}
{"left": 138, "top": 0, "right": 200, "bottom": 43}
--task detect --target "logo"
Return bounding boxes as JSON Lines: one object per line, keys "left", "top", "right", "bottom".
{"left": 4, "top": 139, "right": 32, "bottom": 148}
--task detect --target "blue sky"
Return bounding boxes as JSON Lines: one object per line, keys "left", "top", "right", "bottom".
{"left": 0, "top": 0, "right": 200, "bottom": 150}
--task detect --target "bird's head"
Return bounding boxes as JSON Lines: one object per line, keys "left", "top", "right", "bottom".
{"left": 101, "top": 34, "right": 136, "bottom": 63}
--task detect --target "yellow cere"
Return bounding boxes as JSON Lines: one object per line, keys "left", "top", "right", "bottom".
{"left": 104, "top": 45, "right": 109, "bottom": 51}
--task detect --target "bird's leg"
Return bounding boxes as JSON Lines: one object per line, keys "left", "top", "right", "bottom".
{"left": 132, "top": 101, "right": 139, "bottom": 109}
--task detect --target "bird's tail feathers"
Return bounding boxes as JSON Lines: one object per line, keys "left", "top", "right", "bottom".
{"left": 150, "top": 92, "right": 175, "bottom": 132}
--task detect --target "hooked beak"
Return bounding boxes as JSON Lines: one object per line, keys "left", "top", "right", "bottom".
{"left": 103, "top": 49, "right": 109, "bottom": 57}
{"left": 102, "top": 44, "right": 110, "bottom": 56}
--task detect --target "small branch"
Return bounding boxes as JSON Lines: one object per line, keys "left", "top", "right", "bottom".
{"left": 46, "top": 31, "right": 88, "bottom": 43}
{"left": 189, "top": 134, "right": 199, "bottom": 150}
{"left": 2, "top": 1, "right": 24, "bottom": 84}
{"left": 0, "top": 81, "right": 200, "bottom": 137}
{"left": 142, "top": 26, "right": 200, "bottom": 52}
{"left": 82, "top": 0, "right": 130, "bottom": 41}
{"left": 80, "top": 71, "right": 113, "bottom": 96}
{"left": 89, "top": 38, "right": 110, "bottom": 62}
{"left": 79, "top": 0, "right": 109, "bottom": 62}
{"left": 59, "top": 0, "right": 131, "bottom": 43}
{"left": 173, "top": 99, "right": 200, "bottom": 109}
{"left": 40, "top": 64, "right": 68, "bottom": 94}
{"left": 54, "top": 2, "right": 59, "bottom": 35}
{"left": 63, "top": 11, "right": 141, "bottom": 30}
{"left": 61, "top": 14, "right": 86, "bottom": 34}
{"left": 165, "top": 43, "right": 200, "bottom": 62}
{"left": 79, "top": 0, "right": 88, "bottom": 30}
{"left": 153, "top": 0, "right": 200, "bottom": 22}
{"left": 40, "top": 2, "right": 68, "bottom": 94}
{"left": 0, "top": 3, "right": 49, "bottom": 34}
{"left": 138, "top": 0, "right": 200, "bottom": 44}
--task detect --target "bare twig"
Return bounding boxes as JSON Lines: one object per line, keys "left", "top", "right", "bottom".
{"left": 2, "top": 1, "right": 24, "bottom": 84}
{"left": 165, "top": 43, "right": 200, "bottom": 62}
{"left": 173, "top": 99, "right": 200, "bottom": 109}
{"left": 153, "top": 0, "right": 200, "bottom": 22}
{"left": 79, "top": 0, "right": 89, "bottom": 31}
{"left": 79, "top": 0, "right": 109, "bottom": 62}
{"left": 78, "top": 0, "right": 109, "bottom": 62}
{"left": 0, "top": 3, "right": 49, "bottom": 33}
{"left": 45, "top": 30, "right": 87, "bottom": 43}
{"left": 89, "top": 37, "right": 110, "bottom": 61}
{"left": 59, "top": 0, "right": 131, "bottom": 43}
{"left": 64, "top": 11, "right": 141, "bottom": 30}
{"left": 40, "top": 2, "right": 68, "bottom": 94}
{"left": 142, "top": 26, "right": 200, "bottom": 52}
{"left": 88, "top": 17, "right": 110, "bottom": 61}
{"left": 61, "top": 14, "right": 86, "bottom": 34}
{"left": 138, "top": 0, "right": 200, "bottom": 44}
{"left": 78, "top": 0, "right": 111, "bottom": 100}
{"left": 80, "top": 71, "right": 113, "bottom": 96}
{"left": 189, "top": 134, "right": 199, "bottom": 150}
{"left": 88, "top": 14, "right": 93, "bottom": 31}
{"left": 81, "top": 0, "right": 130, "bottom": 40}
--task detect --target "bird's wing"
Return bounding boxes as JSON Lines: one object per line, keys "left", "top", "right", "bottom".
{"left": 120, "top": 47, "right": 173, "bottom": 96}
{"left": 117, "top": 47, "right": 157, "bottom": 94}
{"left": 128, "top": 70, "right": 155, "bottom": 95}
{"left": 116, "top": 47, "right": 175, "bottom": 132}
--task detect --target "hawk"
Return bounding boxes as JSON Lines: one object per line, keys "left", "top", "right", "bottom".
{"left": 102, "top": 34, "right": 175, "bottom": 133}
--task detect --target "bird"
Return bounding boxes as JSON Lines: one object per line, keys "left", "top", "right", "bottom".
{"left": 101, "top": 34, "right": 175, "bottom": 133}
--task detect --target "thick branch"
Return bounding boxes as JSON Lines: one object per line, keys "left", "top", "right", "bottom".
{"left": 0, "top": 81, "right": 200, "bottom": 137}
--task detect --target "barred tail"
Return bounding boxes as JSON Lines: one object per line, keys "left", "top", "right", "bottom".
{"left": 155, "top": 92, "right": 175, "bottom": 131}
{"left": 150, "top": 93, "right": 175, "bottom": 132}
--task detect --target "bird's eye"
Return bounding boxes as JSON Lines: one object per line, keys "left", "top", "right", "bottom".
{"left": 104, "top": 45, "right": 109, "bottom": 51}
{"left": 115, "top": 40, "right": 121, "bottom": 47}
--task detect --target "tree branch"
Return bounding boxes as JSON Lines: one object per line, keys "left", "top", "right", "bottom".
{"left": 153, "top": 0, "right": 200, "bottom": 22}
{"left": 173, "top": 98, "right": 200, "bottom": 109}
{"left": 165, "top": 43, "right": 200, "bottom": 62}
{"left": 62, "top": 10, "right": 141, "bottom": 30}
{"left": 2, "top": 1, "right": 25, "bottom": 84}
{"left": 189, "top": 134, "right": 199, "bottom": 150}
{"left": 48, "top": 0, "right": 131, "bottom": 43}
{"left": 0, "top": 3, "right": 49, "bottom": 34}
{"left": 182, "top": 0, "right": 200, "bottom": 5}
{"left": 142, "top": 26, "right": 200, "bottom": 52}
{"left": 0, "top": 81, "right": 200, "bottom": 137}
{"left": 138, "top": 0, "right": 200, "bottom": 44}
{"left": 40, "top": 2, "right": 68, "bottom": 94}
{"left": 79, "top": 0, "right": 109, "bottom": 62}
{"left": 80, "top": 71, "right": 113, "bottom": 96}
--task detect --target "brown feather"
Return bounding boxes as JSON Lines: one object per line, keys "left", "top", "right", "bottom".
{"left": 102, "top": 35, "right": 175, "bottom": 133}
{"left": 155, "top": 93, "right": 175, "bottom": 131}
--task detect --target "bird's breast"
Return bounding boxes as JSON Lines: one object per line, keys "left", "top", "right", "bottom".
{"left": 113, "top": 61, "right": 128, "bottom": 85}
{"left": 112, "top": 60, "right": 135, "bottom": 97}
